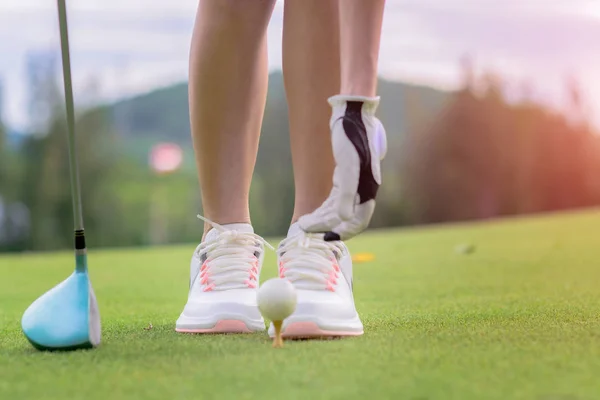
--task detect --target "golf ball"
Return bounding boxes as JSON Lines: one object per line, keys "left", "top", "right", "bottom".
{"left": 257, "top": 278, "right": 297, "bottom": 321}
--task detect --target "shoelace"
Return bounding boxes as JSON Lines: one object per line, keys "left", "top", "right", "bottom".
{"left": 196, "top": 215, "right": 274, "bottom": 291}
{"left": 278, "top": 233, "right": 346, "bottom": 291}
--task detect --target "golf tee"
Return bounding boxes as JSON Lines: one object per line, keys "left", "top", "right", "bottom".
{"left": 272, "top": 320, "right": 283, "bottom": 348}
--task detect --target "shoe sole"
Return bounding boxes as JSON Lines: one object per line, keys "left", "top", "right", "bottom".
{"left": 282, "top": 321, "right": 363, "bottom": 339}
{"left": 176, "top": 319, "right": 256, "bottom": 334}
{"left": 268, "top": 315, "right": 364, "bottom": 339}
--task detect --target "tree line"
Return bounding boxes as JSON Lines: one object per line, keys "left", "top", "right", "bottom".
{"left": 0, "top": 63, "right": 598, "bottom": 252}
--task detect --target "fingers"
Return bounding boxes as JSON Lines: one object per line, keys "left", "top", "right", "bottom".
{"left": 298, "top": 192, "right": 342, "bottom": 233}
{"left": 298, "top": 209, "right": 341, "bottom": 233}
{"left": 336, "top": 186, "right": 358, "bottom": 222}
{"left": 300, "top": 105, "right": 385, "bottom": 241}
{"left": 324, "top": 200, "right": 375, "bottom": 241}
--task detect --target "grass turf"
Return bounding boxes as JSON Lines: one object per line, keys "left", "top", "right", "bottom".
{"left": 1, "top": 209, "right": 600, "bottom": 400}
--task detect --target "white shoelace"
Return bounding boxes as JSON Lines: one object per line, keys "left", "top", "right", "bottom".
{"left": 278, "top": 233, "right": 346, "bottom": 291}
{"left": 196, "top": 215, "right": 274, "bottom": 291}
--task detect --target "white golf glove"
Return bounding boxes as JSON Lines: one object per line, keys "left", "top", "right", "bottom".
{"left": 298, "top": 95, "right": 387, "bottom": 241}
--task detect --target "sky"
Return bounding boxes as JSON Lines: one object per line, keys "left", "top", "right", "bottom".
{"left": 1, "top": 0, "right": 599, "bottom": 131}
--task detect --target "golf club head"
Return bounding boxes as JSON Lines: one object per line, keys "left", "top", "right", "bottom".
{"left": 21, "top": 269, "right": 100, "bottom": 351}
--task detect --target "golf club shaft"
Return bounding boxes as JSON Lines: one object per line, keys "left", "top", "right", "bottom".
{"left": 57, "top": 0, "right": 86, "bottom": 252}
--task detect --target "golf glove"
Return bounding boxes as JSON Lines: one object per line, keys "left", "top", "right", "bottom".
{"left": 299, "top": 95, "right": 387, "bottom": 241}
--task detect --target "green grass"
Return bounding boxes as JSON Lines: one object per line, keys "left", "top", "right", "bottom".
{"left": 1, "top": 209, "right": 600, "bottom": 400}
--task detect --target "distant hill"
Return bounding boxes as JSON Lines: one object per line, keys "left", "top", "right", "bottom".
{"left": 107, "top": 72, "right": 451, "bottom": 166}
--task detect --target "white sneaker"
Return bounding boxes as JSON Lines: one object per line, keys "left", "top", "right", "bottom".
{"left": 268, "top": 224, "right": 364, "bottom": 338}
{"left": 176, "top": 216, "right": 272, "bottom": 333}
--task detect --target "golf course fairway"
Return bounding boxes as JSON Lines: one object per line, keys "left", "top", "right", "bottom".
{"left": 1, "top": 209, "right": 599, "bottom": 399}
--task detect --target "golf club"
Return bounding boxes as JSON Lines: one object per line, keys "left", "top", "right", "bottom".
{"left": 21, "top": 0, "right": 101, "bottom": 351}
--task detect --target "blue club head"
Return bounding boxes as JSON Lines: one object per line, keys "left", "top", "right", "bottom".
{"left": 21, "top": 255, "right": 101, "bottom": 351}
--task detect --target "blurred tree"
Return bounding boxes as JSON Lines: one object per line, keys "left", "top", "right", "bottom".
{"left": 253, "top": 72, "right": 294, "bottom": 236}
{"left": 3, "top": 66, "right": 600, "bottom": 252}
{"left": 402, "top": 61, "right": 600, "bottom": 226}
{"left": 0, "top": 113, "right": 5, "bottom": 177}
{"left": 460, "top": 54, "right": 476, "bottom": 91}
{"left": 20, "top": 102, "right": 123, "bottom": 250}
{"left": 26, "top": 50, "right": 60, "bottom": 133}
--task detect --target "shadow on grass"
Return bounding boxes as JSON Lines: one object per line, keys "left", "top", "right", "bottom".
{"left": 5, "top": 322, "right": 358, "bottom": 359}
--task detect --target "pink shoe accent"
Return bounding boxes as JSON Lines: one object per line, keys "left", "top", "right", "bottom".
{"left": 278, "top": 262, "right": 286, "bottom": 278}
{"left": 282, "top": 322, "right": 363, "bottom": 338}
{"left": 203, "top": 283, "right": 215, "bottom": 292}
{"left": 328, "top": 270, "right": 338, "bottom": 283}
{"left": 332, "top": 261, "right": 340, "bottom": 272}
{"left": 176, "top": 320, "right": 253, "bottom": 334}
{"left": 247, "top": 261, "right": 259, "bottom": 288}
{"left": 200, "top": 261, "right": 211, "bottom": 286}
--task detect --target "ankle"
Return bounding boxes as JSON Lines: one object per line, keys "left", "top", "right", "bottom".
{"left": 201, "top": 221, "right": 253, "bottom": 241}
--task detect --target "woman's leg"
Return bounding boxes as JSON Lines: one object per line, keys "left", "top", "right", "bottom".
{"left": 272, "top": 0, "right": 387, "bottom": 340}
{"left": 282, "top": 0, "right": 341, "bottom": 223}
{"left": 339, "top": 0, "right": 386, "bottom": 96}
{"left": 176, "top": 0, "right": 277, "bottom": 335}
{"left": 189, "top": 0, "right": 276, "bottom": 237}
{"left": 298, "top": 0, "right": 387, "bottom": 241}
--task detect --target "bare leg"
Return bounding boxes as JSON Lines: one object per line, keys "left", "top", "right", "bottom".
{"left": 339, "top": 0, "right": 386, "bottom": 96}
{"left": 298, "top": 0, "right": 387, "bottom": 241}
{"left": 282, "top": 0, "right": 340, "bottom": 223}
{"left": 189, "top": 0, "right": 276, "bottom": 237}
{"left": 270, "top": 0, "right": 384, "bottom": 341}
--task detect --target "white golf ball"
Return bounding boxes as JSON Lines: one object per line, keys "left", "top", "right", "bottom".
{"left": 257, "top": 278, "right": 297, "bottom": 321}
